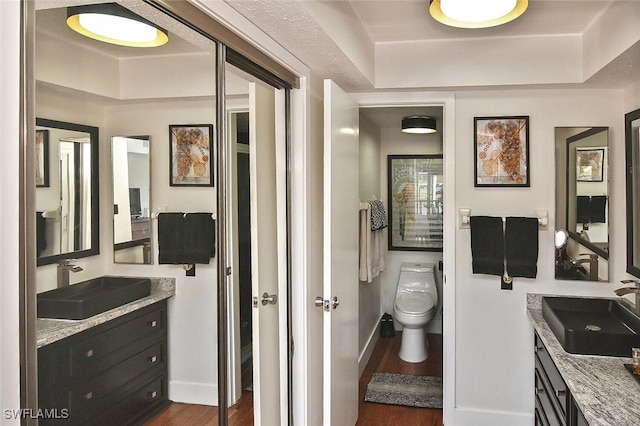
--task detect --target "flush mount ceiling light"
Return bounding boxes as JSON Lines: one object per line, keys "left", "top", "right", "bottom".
{"left": 429, "top": 0, "right": 528, "bottom": 29}
{"left": 401, "top": 116, "right": 437, "bottom": 134}
{"left": 67, "top": 3, "right": 168, "bottom": 48}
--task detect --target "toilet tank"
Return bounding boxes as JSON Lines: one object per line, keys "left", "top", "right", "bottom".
{"left": 398, "top": 262, "right": 436, "bottom": 292}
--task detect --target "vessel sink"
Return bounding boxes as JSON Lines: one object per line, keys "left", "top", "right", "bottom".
{"left": 542, "top": 296, "right": 640, "bottom": 357}
{"left": 37, "top": 276, "right": 151, "bottom": 320}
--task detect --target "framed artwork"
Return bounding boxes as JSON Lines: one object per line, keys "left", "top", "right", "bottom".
{"left": 474, "top": 116, "right": 530, "bottom": 187}
{"left": 576, "top": 147, "right": 605, "bottom": 182}
{"left": 169, "top": 124, "right": 214, "bottom": 186}
{"left": 35, "top": 129, "right": 49, "bottom": 187}
{"left": 388, "top": 155, "right": 443, "bottom": 251}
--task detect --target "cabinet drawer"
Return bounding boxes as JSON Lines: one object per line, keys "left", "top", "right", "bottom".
{"left": 68, "top": 342, "right": 165, "bottom": 416}
{"left": 535, "top": 333, "right": 568, "bottom": 418}
{"left": 85, "top": 375, "right": 167, "bottom": 426}
{"left": 535, "top": 362, "right": 565, "bottom": 426}
{"left": 69, "top": 307, "right": 164, "bottom": 376}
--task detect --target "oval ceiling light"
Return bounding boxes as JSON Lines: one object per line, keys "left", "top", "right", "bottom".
{"left": 429, "top": 0, "right": 528, "bottom": 29}
{"left": 67, "top": 3, "right": 168, "bottom": 48}
{"left": 401, "top": 116, "right": 437, "bottom": 134}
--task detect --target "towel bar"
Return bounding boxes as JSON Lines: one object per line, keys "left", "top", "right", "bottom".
{"left": 459, "top": 208, "right": 548, "bottom": 229}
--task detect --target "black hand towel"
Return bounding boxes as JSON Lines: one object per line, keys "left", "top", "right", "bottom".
{"left": 183, "top": 213, "right": 216, "bottom": 263}
{"left": 505, "top": 216, "right": 538, "bottom": 278}
{"left": 576, "top": 196, "right": 591, "bottom": 224}
{"left": 36, "top": 212, "right": 47, "bottom": 257}
{"left": 470, "top": 216, "right": 504, "bottom": 276}
{"left": 589, "top": 195, "right": 607, "bottom": 223}
{"left": 158, "top": 213, "right": 185, "bottom": 264}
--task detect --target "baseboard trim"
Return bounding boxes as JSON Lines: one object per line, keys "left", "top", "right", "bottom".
{"left": 358, "top": 316, "right": 382, "bottom": 377}
{"left": 453, "top": 406, "right": 533, "bottom": 426}
{"left": 169, "top": 380, "right": 218, "bottom": 406}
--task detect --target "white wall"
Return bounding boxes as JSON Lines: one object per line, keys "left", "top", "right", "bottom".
{"left": 452, "top": 88, "right": 631, "bottom": 425}
{"left": 358, "top": 113, "right": 382, "bottom": 366}
{"left": 0, "top": 0, "right": 21, "bottom": 422}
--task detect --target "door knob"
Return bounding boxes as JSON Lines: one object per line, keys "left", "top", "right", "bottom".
{"left": 331, "top": 296, "right": 340, "bottom": 309}
{"left": 315, "top": 296, "right": 339, "bottom": 311}
{"left": 261, "top": 292, "right": 278, "bottom": 306}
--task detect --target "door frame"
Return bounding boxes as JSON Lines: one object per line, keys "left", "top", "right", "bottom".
{"left": 351, "top": 91, "right": 456, "bottom": 425}
{"left": 225, "top": 105, "right": 249, "bottom": 406}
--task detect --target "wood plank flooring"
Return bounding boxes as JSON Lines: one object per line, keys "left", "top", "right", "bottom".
{"left": 356, "top": 333, "right": 443, "bottom": 426}
{"left": 145, "top": 332, "right": 443, "bottom": 425}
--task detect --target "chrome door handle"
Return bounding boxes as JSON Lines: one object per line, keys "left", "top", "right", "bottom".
{"left": 315, "top": 296, "right": 339, "bottom": 311}
{"left": 261, "top": 292, "right": 278, "bottom": 306}
{"left": 331, "top": 296, "right": 339, "bottom": 309}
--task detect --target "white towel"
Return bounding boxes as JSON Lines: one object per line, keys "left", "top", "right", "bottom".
{"left": 359, "top": 204, "right": 386, "bottom": 282}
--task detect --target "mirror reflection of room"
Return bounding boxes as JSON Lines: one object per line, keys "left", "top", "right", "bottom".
{"left": 35, "top": 118, "right": 98, "bottom": 265}
{"left": 112, "top": 136, "right": 152, "bottom": 264}
{"left": 555, "top": 127, "right": 609, "bottom": 281}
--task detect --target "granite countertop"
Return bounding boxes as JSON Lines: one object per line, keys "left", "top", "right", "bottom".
{"left": 37, "top": 277, "right": 175, "bottom": 348}
{"left": 527, "top": 293, "right": 640, "bottom": 426}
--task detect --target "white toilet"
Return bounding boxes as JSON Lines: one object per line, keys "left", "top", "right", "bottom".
{"left": 393, "top": 262, "right": 438, "bottom": 363}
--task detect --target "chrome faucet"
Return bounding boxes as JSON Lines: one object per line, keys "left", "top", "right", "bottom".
{"left": 615, "top": 280, "right": 640, "bottom": 315}
{"left": 573, "top": 253, "right": 599, "bottom": 281}
{"left": 57, "top": 259, "right": 83, "bottom": 288}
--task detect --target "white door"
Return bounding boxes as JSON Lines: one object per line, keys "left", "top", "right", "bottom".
{"left": 322, "top": 79, "right": 359, "bottom": 425}
{"left": 249, "top": 81, "right": 288, "bottom": 425}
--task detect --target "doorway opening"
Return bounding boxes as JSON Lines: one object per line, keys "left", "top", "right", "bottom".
{"left": 357, "top": 105, "right": 444, "bottom": 424}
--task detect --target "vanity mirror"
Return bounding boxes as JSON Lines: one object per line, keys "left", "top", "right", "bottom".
{"left": 36, "top": 118, "right": 99, "bottom": 266}
{"left": 625, "top": 109, "right": 640, "bottom": 277}
{"left": 112, "top": 136, "right": 152, "bottom": 264}
{"left": 555, "top": 127, "right": 609, "bottom": 281}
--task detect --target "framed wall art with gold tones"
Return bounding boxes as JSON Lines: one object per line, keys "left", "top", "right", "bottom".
{"left": 474, "top": 116, "right": 530, "bottom": 187}
{"left": 169, "top": 124, "right": 214, "bottom": 187}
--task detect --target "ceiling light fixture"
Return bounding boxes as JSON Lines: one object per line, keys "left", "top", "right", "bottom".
{"left": 401, "top": 116, "right": 437, "bottom": 134}
{"left": 67, "top": 3, "right": 168, "bottom": 48}
{"left": 429, "top": 0, "right": 528, "bottom": 29}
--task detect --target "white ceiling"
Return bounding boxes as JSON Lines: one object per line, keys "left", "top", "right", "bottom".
{"left": 222, "top": 0, "right": 640, "bottom": 92}
{"left": 34, "top": 1, "right": 640, "bottom": 127}
{"left": 348, "top": 0, "right": 612, "bottom": 43}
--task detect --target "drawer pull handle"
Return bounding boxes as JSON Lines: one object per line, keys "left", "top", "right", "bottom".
{"left": 535, "top": 387, "right": 544, "bottom": 395}
{"left": 84, "top": 392, "right": 93, "bottom": 400}
{"left": 149, "top": 391, "right": 158, "bottom": 399}
{"left": 149, "top": 355, "right": 158, "bottom": 363}
{"left": 149, "top": 320, "right": 158, "bottom": 328}
{"left": 555, "top": 389, "right": 566, "bottom": 397}
{"left": 85, "top": 349, "right": 93, "bottom": 358}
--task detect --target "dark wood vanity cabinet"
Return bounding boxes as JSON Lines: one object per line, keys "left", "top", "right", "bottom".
{"left": 535, "top": 332, "right": 587, "bottom": 426}
{"left": 38, "top": 301, "right": 170, "bottom": 425}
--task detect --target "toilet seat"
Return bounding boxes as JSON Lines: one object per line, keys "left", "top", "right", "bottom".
{"left": 395, "top": 293, "right": 435, "bottom": 315}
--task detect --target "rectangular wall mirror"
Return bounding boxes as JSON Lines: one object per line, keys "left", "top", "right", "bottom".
{"left": 625, "top": 109, "right": 640, "bottom": 277}
{"left": 555, "top": 127, "right": 609, "bottom": 281}
{"left": 36, "top": 118, "right": 99, "bottom": 266}
{"left": 112, "top": 136, "right": 152, "bottom": 264}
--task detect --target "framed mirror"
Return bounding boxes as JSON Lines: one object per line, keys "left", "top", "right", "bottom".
{"left": 555, "top": 127, "right": 609, "bottom": 281}
{"left": 112, "top": 136, "right": 152, "bottom": 264}
{"left": 36, "top": 118, "right": 99, "bottom": 266}
{"left": 626, "top": 109, "right": 640, "bottom": 277}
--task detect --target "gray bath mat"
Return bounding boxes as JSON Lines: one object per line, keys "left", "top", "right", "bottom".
{"left": 364, "top": 372, "right": 442, "bottom": 408}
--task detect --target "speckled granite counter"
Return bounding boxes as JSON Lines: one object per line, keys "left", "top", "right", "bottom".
{"left": 37, "top": 277, "right": 175, "bottom": 348}
{"left": 527, "top": 293, "right": 640, "bottom": 426}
